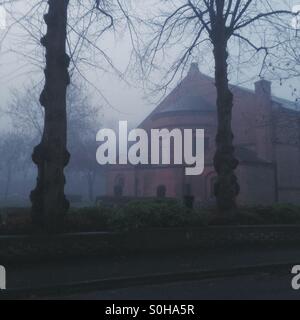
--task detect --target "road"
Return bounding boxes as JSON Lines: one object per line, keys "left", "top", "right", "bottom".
{"left": 7, "top": 246, "right": 300, "bottom": 290}
{"left": 3, "top": 245, "right": 300, "bottom": 300}
{"left": 59, "top": 272, "right": 300, "bottom": 300}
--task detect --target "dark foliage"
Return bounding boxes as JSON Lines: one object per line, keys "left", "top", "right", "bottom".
{"left": 1, "top": 202, "right": 300, "bottom": 235}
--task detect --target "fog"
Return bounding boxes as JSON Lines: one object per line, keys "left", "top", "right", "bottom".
{"left": 0, "top": 0, "right": 299, "bottom": 129}
{"left": 0, "top": 0, "right": 299, "bottom": 205}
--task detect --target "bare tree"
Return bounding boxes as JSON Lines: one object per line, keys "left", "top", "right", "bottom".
{"left": 265, "top": 17, "right": 300, "bottom": 105}
{"left": 2, "top": 0, "right": 133, "bottom": 229}
{"left": 68, "top": 128, "right": 100, "bottom": 202}
{"left": 28, "top": 0, "right": 71, "bottom": 229}
{"left": 0, "top": 132, "right": 29, "bottom": 201}
{"left": 143, "top": 0, "right": 295, "bottom": 213}
{"left": 5, "top": 81, "right": 103, "bottom": 204}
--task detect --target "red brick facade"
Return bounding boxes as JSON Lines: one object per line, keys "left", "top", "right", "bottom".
{"left": 106, "top": 64, "right": 300, "bottom": 206}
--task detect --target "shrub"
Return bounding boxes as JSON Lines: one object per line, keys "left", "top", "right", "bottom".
{"left": 252, "top": 204, "right": 300, "bottom": 225}
{"left": 66, "top": 206, "right": 113, "bottom": 232}
{"left": 108, "top": 199, "right": 197, "bottom": 231}
{"left": 0, "top": 202, "right": 300, "bottom": 235}
{"left": 0, "top": 208, "right": 32, "bottom": 235}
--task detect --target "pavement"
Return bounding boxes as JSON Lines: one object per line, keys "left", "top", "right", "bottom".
{"left": 58, "top": 272, "right": 300, "bottom": 300}
{"left": 1, "top": 244, "right": 300, "bottom": 299}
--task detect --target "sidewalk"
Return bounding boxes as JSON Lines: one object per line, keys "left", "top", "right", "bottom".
{"left": 5, "top": 244, "right": 300, "bottom": 290}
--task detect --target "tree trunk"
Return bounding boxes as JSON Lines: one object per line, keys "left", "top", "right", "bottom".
{"left": 213, "top": 33, "right": 240, "bottom": 213}
{"left": 31, "top": 0, "right": 70, "bottom": 231}
{"left": 87, "top": 171, "right": 96, "bottom": 202}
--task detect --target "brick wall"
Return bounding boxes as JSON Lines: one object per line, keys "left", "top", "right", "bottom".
{"left": 274, "top": 106, "right": 300, "bottom": 203}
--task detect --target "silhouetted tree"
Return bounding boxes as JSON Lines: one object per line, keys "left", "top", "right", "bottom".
{"left": 143, "top": 0, "right": 295, "bottom": 213}
{"left": 29, "top": 0, "right": 70, "bottom": 229}
{"left": 266, "top": 16, "right": 300, "bottom": 105}
{"left": 21, "top": 0, "right": 131, "bottom": 230}
{"left": 69, "top": 131, "right": 100, "bottom": 202}
{"left": 0, "top": 132, "right": 29, "bottom": 201}
{"left": 6, "top": 81, "right": 102, "bottom": 205}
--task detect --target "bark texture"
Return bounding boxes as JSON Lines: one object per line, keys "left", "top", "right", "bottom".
{"left": 212, "top": 27, "right": 240, "bottom": 213}
{"left": 31, "top": 0, "right": 70, "bottom": 230}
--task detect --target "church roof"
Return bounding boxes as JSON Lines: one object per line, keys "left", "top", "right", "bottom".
{"left": 144, "top": 63, "right": 299, "bottom": 124}
{"left": 160, "top": 94, "right": 216, "bottom": 113}
{"left": 151, "top": 63, "right": 217, "bottom": 117}
{"left": 235, "top": 146, "right": 270, "bottom": 164}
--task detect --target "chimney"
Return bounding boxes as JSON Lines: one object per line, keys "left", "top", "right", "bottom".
{"left": 255, "top": 79, "right": 271, "bottom": 99}
{"left": 254, "top": 79, "right": 274, "bottom": 163}
{"left": 188, "top": 62, "right": 200, "bottom": 76}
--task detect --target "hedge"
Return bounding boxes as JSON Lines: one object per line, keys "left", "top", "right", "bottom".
{"left": 0, "top": 200, "right": 300, "bottom": 235}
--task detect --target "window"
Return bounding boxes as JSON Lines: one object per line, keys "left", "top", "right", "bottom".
{"left": 135, "top": 177, "right": 139, "bottom": 197}
{"left": 114, "top": 185, "right": 123, "bottom": 197}
{"left": 157, "top": 185, "right": 167, "bottom": 198}
{"left": 114, "top": 175, "right": 125, "bottom": 197}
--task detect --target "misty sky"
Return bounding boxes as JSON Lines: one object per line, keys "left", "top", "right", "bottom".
{"left": 0, "top": 0, "right": 299, "bottom": 131}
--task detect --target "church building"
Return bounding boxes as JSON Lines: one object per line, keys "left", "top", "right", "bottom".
{"left": 105, "top": 63, "right": 300, "bottom": 206}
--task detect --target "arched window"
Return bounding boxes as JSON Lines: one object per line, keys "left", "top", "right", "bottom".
{"left": 135, "top": 177, "right": 139, "bottom": 197}
{"left": 156, "top": 185, "right": 167, "bottom": 198}
{"left": 114, "top": 174, "right": 125, "bottom": 197}
{"left": 114, "top": 185, "right": 123, "bottom": 197}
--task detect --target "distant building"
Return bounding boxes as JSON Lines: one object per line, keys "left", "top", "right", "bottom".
{"left": 106, "top": 63, "right": 300, "bottom": 206}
